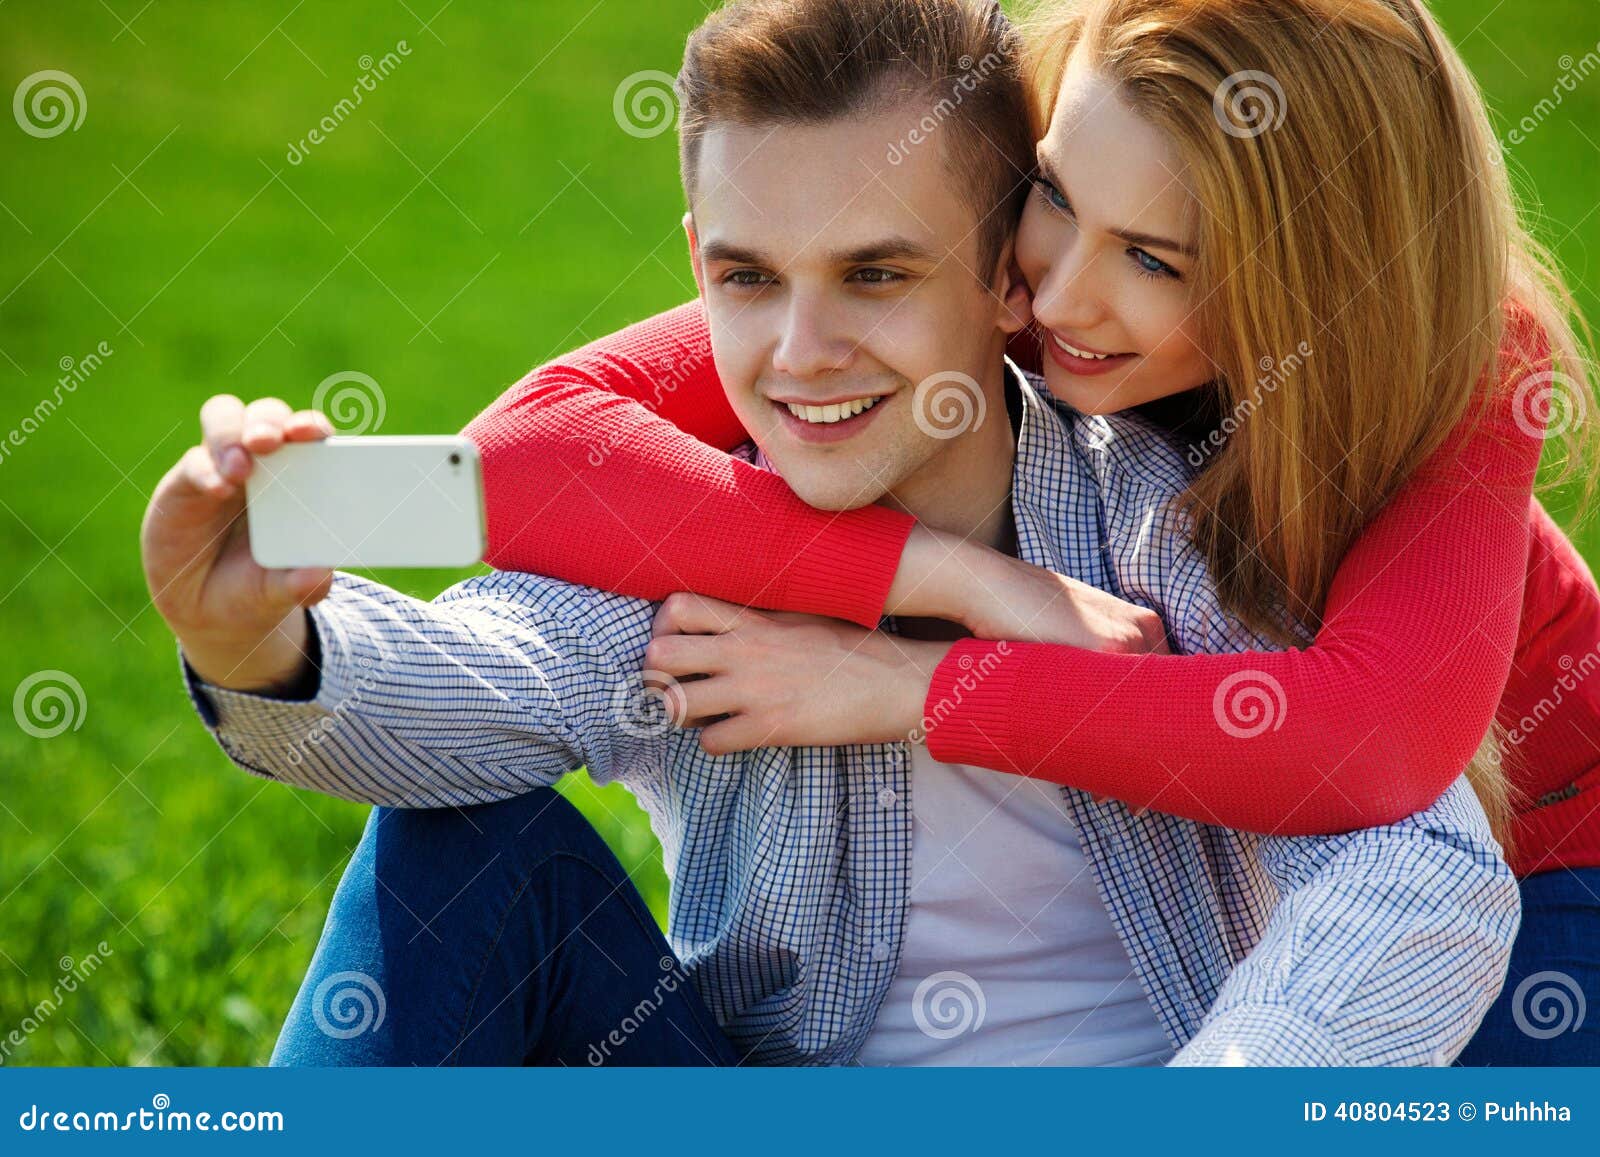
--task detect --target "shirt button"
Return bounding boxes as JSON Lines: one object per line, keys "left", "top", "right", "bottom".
{"left": 870, "top": 939, "right": 891, "bottom": 962}
{"left": 877, "top": 787, "right": 898, "bottom": 808}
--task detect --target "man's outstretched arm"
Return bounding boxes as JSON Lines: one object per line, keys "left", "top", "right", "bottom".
{"left": 143, "top": 394, "right": 662, "bottom": 806}
{"left": 178, "top": 569, "right": 662, "bottom": 807}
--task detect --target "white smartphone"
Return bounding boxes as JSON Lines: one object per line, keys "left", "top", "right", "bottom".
{"left": 246, "top": 435, "right": 485, "bottom": 569}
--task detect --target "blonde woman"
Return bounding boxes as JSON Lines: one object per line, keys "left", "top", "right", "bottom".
{"left": 463, "top": 0, "right": 1599, "bottom": 1063}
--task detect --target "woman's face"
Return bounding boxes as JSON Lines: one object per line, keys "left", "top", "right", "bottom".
{"left": 1015, "top": 47, "right": 1215, "bottom": 414}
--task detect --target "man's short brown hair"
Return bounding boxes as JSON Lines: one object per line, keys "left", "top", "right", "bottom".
{"left": 675, "top": 0, "right": 1035, "bottom": 280}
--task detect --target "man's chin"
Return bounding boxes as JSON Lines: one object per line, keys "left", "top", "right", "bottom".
{"left": 785, "top": 484, "right": 887, "bottom": 513}
{"left": 772, "top": 466, "right": 890, "bottom": 513}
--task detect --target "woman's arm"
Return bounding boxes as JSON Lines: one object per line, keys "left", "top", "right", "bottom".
{"left": 926, "top": 330, "right": 1552, "bottom": 834}
{"left": 464, "top": 301, "right": 911, "bottom": 628}
{"left": 463, "top": 303, "right": 1045, "bottom": 630}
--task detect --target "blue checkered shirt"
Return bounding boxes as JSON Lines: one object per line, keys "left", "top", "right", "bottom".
{"left": 182, "top": 366, "right": 1518, "bottom": 1066}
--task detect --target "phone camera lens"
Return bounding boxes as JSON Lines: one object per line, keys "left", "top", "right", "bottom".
{"left": 449, "top": 452, "right": 462, "bottom": 467}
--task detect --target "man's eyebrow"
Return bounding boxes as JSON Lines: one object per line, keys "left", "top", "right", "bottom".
{"left": 826, "top": 237, "right": 941, "bottom": 265}
{"left": 700, "top": 237, "right": 941, "bottom": 266}
{"left": 1034, "top": 150, "right": 1198, "bottom": 259}
{"left": 699, "top": 240, "right": 771, "bottom": 265}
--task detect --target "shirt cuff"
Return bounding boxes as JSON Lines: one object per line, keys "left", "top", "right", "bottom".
{"left": 1168, "top": 1004, "right": 1353, "bottom": 1067}
{"left": 179, "top": 594, "right": 385, "bottom": 781}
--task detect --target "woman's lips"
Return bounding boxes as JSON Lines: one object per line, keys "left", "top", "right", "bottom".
{"left": 1043, "top": 331, "right": 1137, "bottom": 378}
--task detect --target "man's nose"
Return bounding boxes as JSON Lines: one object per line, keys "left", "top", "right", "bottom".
{"left": 771, "top": 293, "right": 855, "bottom": 379}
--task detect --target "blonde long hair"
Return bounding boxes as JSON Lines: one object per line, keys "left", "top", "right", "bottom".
{"left": 1024, "top": 0, "right": 1598, "bottom": 847}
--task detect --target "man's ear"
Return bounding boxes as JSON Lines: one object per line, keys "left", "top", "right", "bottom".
{"left": 991, "top": 238, "right": 1032, "bottom": 336}
{"left": 684, "top": 211, "right": 705, "bottom": 298}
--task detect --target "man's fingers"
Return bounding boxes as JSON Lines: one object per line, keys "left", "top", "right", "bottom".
{"left": 260, "top": 566, "right": 336, "bottom": 610}
{"left": 240, "top": 397, "right": 295, "bottom": 455}
{"left": 652, "top": 592, "right": 750, "bottom": 637}
{"left": 199, "top": 394, "right": 247, "bottom": 478}
{"left": 176, "top": 443, "right": 236, "bottom": 501}
{"left": 283, "top": 409, "right": 335, "bottom": 442}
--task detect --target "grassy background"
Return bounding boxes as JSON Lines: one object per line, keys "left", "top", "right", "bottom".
{"left": 0, "top": 0, "right": 1596, "bottom": 1065}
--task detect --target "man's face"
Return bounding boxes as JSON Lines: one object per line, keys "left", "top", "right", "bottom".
{"left": 687, "top": 104, "right": 1022, "bottom": 511}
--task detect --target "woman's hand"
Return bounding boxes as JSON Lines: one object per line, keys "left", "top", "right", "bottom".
{"left": 885, "top": 524, "right": 1171, "bottom": 653}
{"left": 643, "top": 594, "right": 955, "bottom": 754}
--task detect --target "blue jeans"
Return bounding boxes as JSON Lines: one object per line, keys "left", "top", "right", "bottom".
{"left": 1457, "top": 867, "right": 1600, "bottom": 1066}
{"left": 271, "top": 788, "right": 742, "bottom": 1066}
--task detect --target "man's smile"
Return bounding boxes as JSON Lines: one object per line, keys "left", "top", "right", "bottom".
{"left": 771, "top": 390, "right": 893, "bottom": 442}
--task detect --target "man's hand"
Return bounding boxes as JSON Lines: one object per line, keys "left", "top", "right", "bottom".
{"left": 642, "top": 594, "right": 952, "bottom": 754}
{"left": 140, "top": 395, "right": 335, "bottom": 693}
{"left": 886, "top": 524, "right": 1170, "bottom": 653}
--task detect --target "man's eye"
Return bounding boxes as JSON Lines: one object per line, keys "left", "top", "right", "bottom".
{"left": 852, "top": 268, "right": 902, "bottom": 285}
{"left": 723, "top": 270, "right": 771, "bottom": 287}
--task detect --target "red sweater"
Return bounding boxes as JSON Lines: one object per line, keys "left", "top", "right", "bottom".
{"left": 463, "top": 301, "right": 1600, "bottom": 878}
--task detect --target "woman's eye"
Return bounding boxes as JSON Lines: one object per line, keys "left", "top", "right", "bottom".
{"left": 1032, "top": 176, "right": 1070, "bottom": 212}
{"left": 1129, "top": 247, "right": 1179, "bottom": 280}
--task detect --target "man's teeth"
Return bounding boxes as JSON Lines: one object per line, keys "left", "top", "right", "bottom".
{"left": 1052, "top": 334, "right": 1117, "bottom": 360}
{"left": 784, "top": 395, "right": 883, "bottom": 424}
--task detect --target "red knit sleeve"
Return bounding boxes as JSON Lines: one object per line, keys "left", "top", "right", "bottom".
{"left": 924, "top": 311, "right": 1552, "bottom": 835}
{"left": 462, "top": 301, "right": 913, "bottom": 628}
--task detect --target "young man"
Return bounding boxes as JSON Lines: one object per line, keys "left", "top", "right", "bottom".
{"left": 140, "top": 0, "right": 1516, "bottom": 1066}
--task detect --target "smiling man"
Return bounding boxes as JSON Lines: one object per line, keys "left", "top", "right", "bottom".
{"left": 141, "top": 0, "right": 1516, "bottom": 1067}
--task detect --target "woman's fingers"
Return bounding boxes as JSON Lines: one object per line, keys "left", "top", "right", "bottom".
{"left": 666, "top": 675, "right": 745, "bottom": 729}
{"left": 696, "top": 714, "right": 769, "bottom": 756}
{"left": 644, "top": 631, "right": 735, "bottom": 678}
{"left": 651, "top": 592, "right": 751, "bottom": 637}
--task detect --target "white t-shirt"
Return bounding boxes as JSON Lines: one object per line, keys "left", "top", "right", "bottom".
{"left": 855, "top": 744, "right": 1175, "bottom": 1066}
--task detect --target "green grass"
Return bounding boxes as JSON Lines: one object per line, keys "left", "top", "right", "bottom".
{"left": 0, "top": 0, "right": 1596, "bottom": 1065}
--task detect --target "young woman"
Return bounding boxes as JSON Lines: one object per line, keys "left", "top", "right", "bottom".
{"left": 463, "top": 0, "right": 1599, "bottom": 1063}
